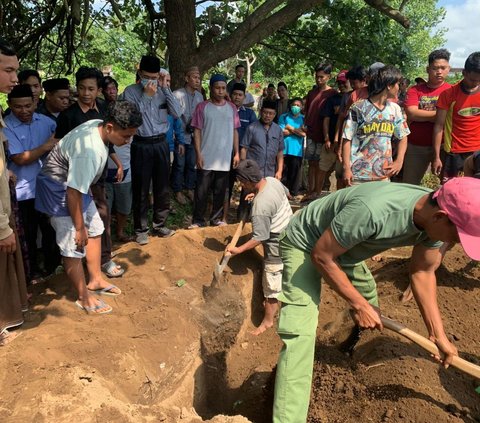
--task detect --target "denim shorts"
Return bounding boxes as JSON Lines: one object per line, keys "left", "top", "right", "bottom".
{"left": 50, "top": 201, "right": 104, "bottom": 258}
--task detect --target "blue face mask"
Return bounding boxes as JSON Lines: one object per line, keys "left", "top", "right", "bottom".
{"left": 291, "top": 105, "right": 301, "bottom": 115}
{"left": 140, "top": 78, "right": 156, "bottom": 88}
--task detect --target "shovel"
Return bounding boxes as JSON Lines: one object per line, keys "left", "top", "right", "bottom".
{"left": 213, "top": 218, "right": 245, "bottom": 282}
{"left": 381, "top": 315, "right": 480, "bottom": 379}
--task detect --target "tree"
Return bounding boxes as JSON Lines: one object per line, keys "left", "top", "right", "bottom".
{"left": 250, "top": 0, "right": 445, "bottom": 94}
{"left": 0, "top": 0, "right": 413, "bottom": 87}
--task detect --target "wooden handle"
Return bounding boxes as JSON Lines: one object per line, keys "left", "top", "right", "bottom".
{"left": 227, "top": 219, "right": 245, "bottom": 250}
{"left": 381, "top": 316, "right": 480, "bottom": 379}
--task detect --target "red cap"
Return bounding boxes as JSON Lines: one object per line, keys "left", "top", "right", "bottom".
{"left": 433, "top": 177, "right": 480, "bottom": 260}
{"left": 336, "top": 70, "right": 348, "bottom": 83}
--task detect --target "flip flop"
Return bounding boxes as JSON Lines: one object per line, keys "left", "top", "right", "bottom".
{"left": 87, "top": 284, "right": 122, "bottom": 297}
{"left": 101, "top": 260, "right": 125, "bottom": 278}
{"left": 75, "top": 299, "right": 113, "bottom": 314}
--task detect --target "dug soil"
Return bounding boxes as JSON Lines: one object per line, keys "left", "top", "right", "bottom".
{"left": 0, "top": 225, "right": 479, "bottom": 423}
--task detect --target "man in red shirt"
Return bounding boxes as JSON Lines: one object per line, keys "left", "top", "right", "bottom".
{"left": 302, "top": 63, "right": 336, "bottom": 201}
{"left": 432, "top": 51, "right": 480, "bottom": 183}
{"left": 402, "top": 49, "right": 451, "bottom": 185}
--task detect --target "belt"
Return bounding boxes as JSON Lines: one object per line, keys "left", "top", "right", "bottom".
{"left": 133, "top": 134, "right": 166, "bottom": 144}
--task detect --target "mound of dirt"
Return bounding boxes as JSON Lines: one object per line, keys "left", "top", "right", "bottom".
{"left": 0, "top": 226, "right": 479, "bottom": 423}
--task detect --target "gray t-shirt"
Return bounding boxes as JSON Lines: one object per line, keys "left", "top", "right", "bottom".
{"left": 173, "top": 87, "right": 204, "bottom": 145}
{"left": 252, "top": 177, "right": 293, "bottom": 263}
{"left": 191, "top": 100, "right": 240, "bottom": 171}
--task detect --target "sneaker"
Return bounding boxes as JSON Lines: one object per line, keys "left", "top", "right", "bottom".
{"left": 212, "top": 220, "right": 227, "bottom": 227}
{"left": 153, "top": 226, "right": 176, "bottom": 238}
{"left": 136, "top": 232, "right": 149, "bottom": 245}
{"left": 175, "top": 191, "right": 187, "bottom": 205}
{"left": 188, "top": 222, "right": 204, "bottom": 229}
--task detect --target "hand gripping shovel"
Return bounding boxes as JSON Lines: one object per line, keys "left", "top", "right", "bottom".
{"left": 213, "top": 218, "right": 245, "bottom": 283}
{"left": 381, "top": 315, "right": 480, "bottom": 379}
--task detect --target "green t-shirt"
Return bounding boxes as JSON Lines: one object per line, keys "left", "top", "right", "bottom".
{"left": 285, "top": 182, "right": 442, "bottom": 265}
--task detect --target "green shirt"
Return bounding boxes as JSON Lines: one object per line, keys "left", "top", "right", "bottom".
{"left": 285, "top": 182, "right": 442, "bottom": 265}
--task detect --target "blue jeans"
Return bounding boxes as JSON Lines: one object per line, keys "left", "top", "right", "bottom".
{"left": 171, "top": 143, "right": 196, "bottom": 192}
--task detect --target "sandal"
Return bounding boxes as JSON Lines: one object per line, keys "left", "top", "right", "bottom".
{"left": 87, "top": 283, "right": 121, "bottom": 297}
{"left": 101, "top": 260, "right": 125, "bottom": 278}
{"left": 75, "top": 299, "right": 112, "bottom": 314}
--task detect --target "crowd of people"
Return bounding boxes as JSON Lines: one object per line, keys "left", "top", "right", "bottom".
{"left": 1, "top": 35, "right": 480, "bottom": 422}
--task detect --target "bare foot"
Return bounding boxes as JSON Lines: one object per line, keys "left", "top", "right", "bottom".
{"left": 0, "top": 329, "right": 21, "bottom": 346}
{"left": 400, "top": 284, "right": 413, "bottom": 303}
{"left": 372, "top": 254, "right": 382, "bottom": 262}
{"left": 250, "top": 319, "right": 274, "bottom": 336}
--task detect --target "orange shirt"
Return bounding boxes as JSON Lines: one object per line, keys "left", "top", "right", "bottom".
{"left": 437, "top": 82, "right": 480, "bottom": 153}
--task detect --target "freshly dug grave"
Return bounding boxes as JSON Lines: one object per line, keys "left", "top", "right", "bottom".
{"left": 0, "top": 225, "right": 479, "bottom": 423}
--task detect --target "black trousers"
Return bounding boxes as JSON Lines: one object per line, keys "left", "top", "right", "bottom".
{"left": 193, "top": 169, "right": 229, "bottom": 225}
{"left": 90, "top": 182, "right": 111, "bottom": 266}
{"left": 18, "top": 199, "right": 60, "bottom": 278}
{"left": 131, "top": 136, "right": 170, "bottom": 233}
{"left": 283, "top": 155, "right": 303, "bottom": 196}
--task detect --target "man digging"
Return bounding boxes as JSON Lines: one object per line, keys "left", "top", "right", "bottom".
{"left": 272, "top": 178, "right": 480, "bottom": 423}
{"left": 226, "top": 160, "right": 292, "bottom": 335}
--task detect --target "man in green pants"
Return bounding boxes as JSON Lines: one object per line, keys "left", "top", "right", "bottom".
{"left": 273, "top": 178, "right": 480, "bottom": 422}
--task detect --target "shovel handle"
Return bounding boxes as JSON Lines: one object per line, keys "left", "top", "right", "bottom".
{"left": 227, "top": 219, "right": 245, "bottom": 250}
{"left": 381, "top": 316, "right": 480, "bottom": 380}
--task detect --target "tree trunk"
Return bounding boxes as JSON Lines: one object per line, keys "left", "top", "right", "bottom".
{"left": 164, "top": 0, "right": 410, "bottom": 90}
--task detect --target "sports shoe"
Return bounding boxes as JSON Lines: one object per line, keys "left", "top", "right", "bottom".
{"left": 153, "top": 226, "right": 176, "bottom": 238}
{"left": 212, "top": 220, "right": 227, "bottom": 227}
{"left": 136, "top": 232, "right": 149, "bottom": 245}
{"left": 175, "top": 191, "right": 187, "bottom": 205}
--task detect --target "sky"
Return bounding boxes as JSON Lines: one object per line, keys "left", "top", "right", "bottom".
{"left": 437, "top": 0, "right": 480, "bottom": 68}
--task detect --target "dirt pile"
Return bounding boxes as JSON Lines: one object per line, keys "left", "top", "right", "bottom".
{"left": 0, "top": 226, "right": 479, "bottom": 423}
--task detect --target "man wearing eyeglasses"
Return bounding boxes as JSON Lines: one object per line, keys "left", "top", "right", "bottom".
{"left": 123, "top": 56, "right": 182, "bottom": 245}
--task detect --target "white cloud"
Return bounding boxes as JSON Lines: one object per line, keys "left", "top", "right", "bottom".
{"left": 439, "top": 0, "right": 480, "bottom": 68}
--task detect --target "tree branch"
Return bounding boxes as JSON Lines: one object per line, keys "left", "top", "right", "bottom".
{"left": 363, "top": 0, "right": 410, "bottom": 28}
{"left": 143, "top": 0, "right": 166, "bottom": 20}
{"left": 107, "top": 0, "right": 123, "bottom": 21}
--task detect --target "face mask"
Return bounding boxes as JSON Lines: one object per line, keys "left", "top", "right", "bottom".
{"left": 291, "top": 105, "right": 301, "bottom": 115}
{"left": 140, "top": 78, "right": 156, "bottom": 88}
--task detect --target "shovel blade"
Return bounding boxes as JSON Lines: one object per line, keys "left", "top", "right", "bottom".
{"left": 214, "top": 255, "right": 230, "bottom": 281}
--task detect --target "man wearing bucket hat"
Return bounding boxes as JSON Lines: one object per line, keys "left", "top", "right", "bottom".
{"left": 273, "top": 177, "right": 480, "bottom": 422}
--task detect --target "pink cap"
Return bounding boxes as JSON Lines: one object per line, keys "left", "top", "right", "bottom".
{"left": 433, "top": 177, "right": 480, "bottom": 260}
{"left": 337, "top": 70, "right": 348, "bottom": 83}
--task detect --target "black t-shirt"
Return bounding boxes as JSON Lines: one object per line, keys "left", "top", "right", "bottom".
{"left": 319, "top": 92, "right": 342, "bottom": 141}
{"left": 55, "top": 99, "right": 106, "bottom": 139}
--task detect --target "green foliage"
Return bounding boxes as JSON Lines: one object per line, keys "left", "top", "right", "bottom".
{"left": 251, "top": 0, "right": 446, "bottom": 95}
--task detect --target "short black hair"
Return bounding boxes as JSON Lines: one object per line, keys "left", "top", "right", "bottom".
{"left": 428, "top": 49, "right": 451, "bottom": 65}
{"left": 0, "top": 38, "right": 16, "bottom": 56}
{"left": 18, "top": 69, "right": 41, "bottom": 84}
{"left": 464, "top": 52, "right": 480, "bottom": 73}
{"left": 427, "top": 191, "right": 439, "bottom": 207}
{"left": 277, "top": 81, "right": 288, "bottom": 90}
{"left": 75, "top": 66, "right": 103, "bottom": 87}
{"left": 315, "top": 63, "right": 333, "bottom": 75}
{"left": 235, "top": 64, "right": 245, "bottom": 70}
{"left": 7, "top": 84, "right": 33, "bottom": 101}
{"left": 368, "top": 65, "right": 402, "bottom": 97}
{"left": 104, "top": 100, "right": 143, "bottom": 129}
{"left": 346, "top": 65, "right": 367, "bottom": 81}
{"left": 102, "top": 76, "right": 118, "bottom": 91}
{"left": 267, "top": 83, "right": 275, "bottom": 89}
